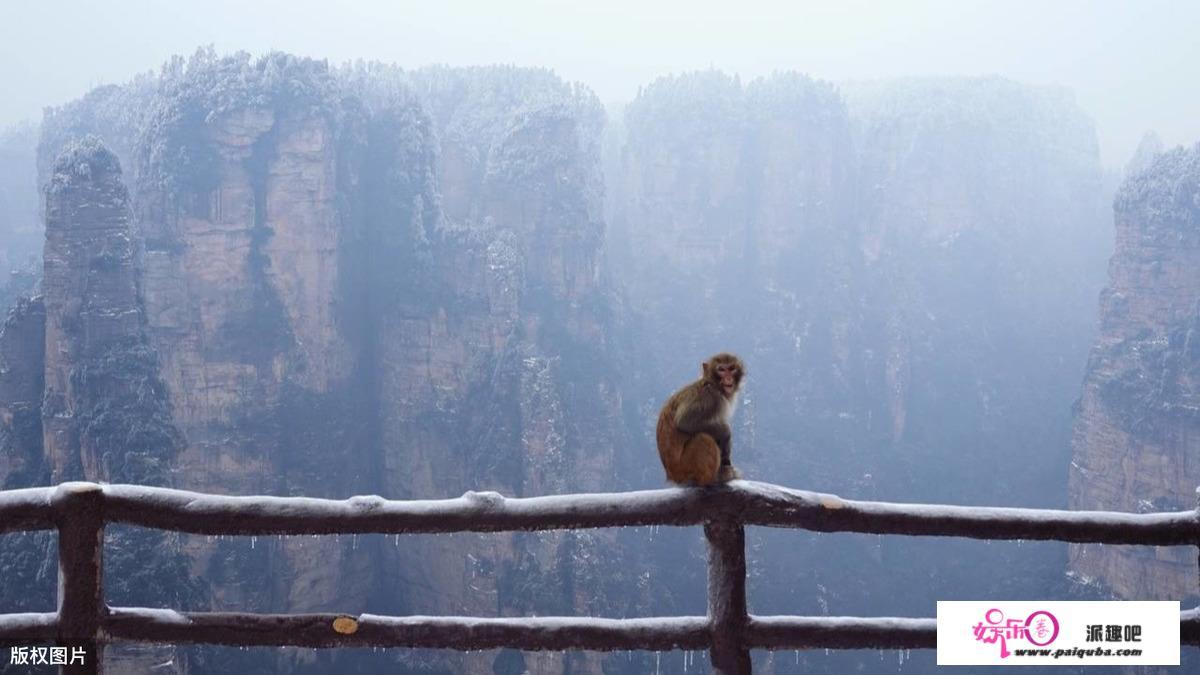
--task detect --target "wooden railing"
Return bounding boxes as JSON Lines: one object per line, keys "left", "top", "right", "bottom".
{"left": 1, "top": 480, "right": 1199, "bottom": 674}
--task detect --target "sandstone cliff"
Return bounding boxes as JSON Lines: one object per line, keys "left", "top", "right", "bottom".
{"left": 129, "top": 52, "right": 388, "bottom": 673}
{"left": 610, "top": 71, "right": 860, "bottom": 488}
{"left": 611, "top": 73, "right": 1108, "bottom": 500}
{"left": 0, "top": 122, "right": 40, "bottom": 303}
{"left": 0, "top": 54, "right": 1123, "bottom": 675}
{"left": 0, "top": 296, "right": 44, "bottom": 490}
{"left": 1069, "top": 143, "right": 1200, "bottom": 603}
{"left": 2, "top": 51, "right": 632, "bottom": 675}
{"left": 41, "top": 137, "right": 150, "bottom": 481}
{"left": 0, "top": 297, "right": 51, "bottom": 619}
{"left": 843, "top": 78, "right": 1109, "bottom": 506}
{"left": 608, "top": 73, "right": 1111, "bottom": 674}
{"left": 13, "top": 137, "right": 195, "bottom": 672}
{"left": 357, "top": 63, "right": 627, "bottom": 675}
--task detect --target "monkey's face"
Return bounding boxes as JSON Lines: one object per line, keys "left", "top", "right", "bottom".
{"left": 705, "top": 354, "right": 744, "bottom": 399}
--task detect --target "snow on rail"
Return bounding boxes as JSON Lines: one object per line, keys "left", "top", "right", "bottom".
{"left": 0, "top": 486, "right": 55, "bottom": 533}
{"left": 748, "top": 615, "right": 936, "bottom": 649}
{"left": 0, "top": 479, "right": 1198, "bottom": 661}
{"left": 0, "top": 480, "right": 1197, "bottom": 543}
{"left": 0, "top": 608, "right": 1180, "bottom": 649}
{"left": 102, "top": 608, "right": 710, "bottom": 651}
{"left": 0, "top": 612, "right": 58, "bottom": 641}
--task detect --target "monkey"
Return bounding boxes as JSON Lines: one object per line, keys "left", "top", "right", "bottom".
{"left": 656, "top": 352, "right": 745, "bottom": 485}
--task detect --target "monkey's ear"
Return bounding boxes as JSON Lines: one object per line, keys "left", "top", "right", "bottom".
{"left": 701, "top": 362, "right": 709, "bottom": 377}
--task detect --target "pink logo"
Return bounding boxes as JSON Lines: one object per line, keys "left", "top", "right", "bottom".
{"left": 972, "top": 608, "right": 1060, "bottom": 658}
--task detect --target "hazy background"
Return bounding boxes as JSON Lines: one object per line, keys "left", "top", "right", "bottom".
{"left": 1, "top": 0, "right": 1197, "bottom": 168}
{"left": 3, "top": 3, "right": 1200, "bottom": 673}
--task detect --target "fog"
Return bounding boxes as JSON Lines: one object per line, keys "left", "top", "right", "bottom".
{"left": 2, "top": 0, "right": 1198, "bottom": 167}
{"left": 2, "top": 4, "right": 1199, "bottom": 674}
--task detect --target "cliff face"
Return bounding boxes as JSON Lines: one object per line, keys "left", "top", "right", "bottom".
{"left": 610, "top": 72, "right": 862, "bottom": 491}
{"left": 608, "top": 75, "right": 1110, "bottom": 669}
{"left": 0, "top": 297, "right": 51, "bottom": 617}
{"left": 123, "top": 54, "right": 384, "bottom": 673}
{"left": 2, "top": 52, "right": 631, "bottom": 675}
{"left": 0, "top": 54, "right": 1124, "bottom": 674}
{"left": 0, "top": 296, "right": 45, "bottom": 489}
{"left": 41, "top": 138, "right": 147, "bottom": 481}
{"left": 1069, "top": 144, "right": 1200, "bottom": 602}
{"left": 368, "top": 66, "right": 624, "bottom": 675}
{"left": 0, "top": 122, "right": 40, "bottom": 303}
{"left": 843, "top": 78, "right": 1109, "bottom": 506}
{"left": 24, "top": 137, "right": 195, "bottom": 672}
{"left": 610, "top": 74, "right": 1107, "bottom": 502}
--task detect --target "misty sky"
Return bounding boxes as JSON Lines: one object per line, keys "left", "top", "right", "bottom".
{"left": 2, "top": 0, "right": 1197, "bottom": 168}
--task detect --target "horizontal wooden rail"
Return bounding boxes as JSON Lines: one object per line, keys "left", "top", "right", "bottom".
{"left": 2, "top": 610, "right": 1198, "bottom": 649}
{"left": 4, "top": 480, "right": 1197, "bottom": 543}
{"left": 0, "top": 612, "right": 58, "bottom": 641}
{"left": 0, "top": 487, "right": 56, "bottom": 533}
{"left": 0, "top": 479, "right": 1197, "bottom": 674}
{"left": 101, "top": 610, "right": 711, "bottom": 650}
{"left": 747, "top": 615, "right": 937, "bottom": 650}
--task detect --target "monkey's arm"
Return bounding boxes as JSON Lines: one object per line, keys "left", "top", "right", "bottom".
{"left": 710, "top": 427, "right": 729, "bottom": 466}
{"left": 707, "top": 424, "right": 732, "bottom": 465}
{"left": 675, "top": 385, "right": 733, "bottom": 464}
{"left": 694, "top": 420, "right": 732, "bottom": 466}
{"left": 673, "top": 385, "right": 719, "bottom": 433}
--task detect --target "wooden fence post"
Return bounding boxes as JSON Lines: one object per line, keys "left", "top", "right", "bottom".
{"left": 706, "top": 519, "right": 751, "bottom": 674}
{"left": 55, "top": 482, "right": 104, "bottom": 675}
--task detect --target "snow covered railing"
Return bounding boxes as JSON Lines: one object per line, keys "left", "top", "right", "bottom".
{"left": 1, "top": 480, "right": 1199, "bottom": 674}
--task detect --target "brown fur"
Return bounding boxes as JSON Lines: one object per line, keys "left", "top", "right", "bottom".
{"left": 655, "top": 353, "right": 745, "bottom": 485}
